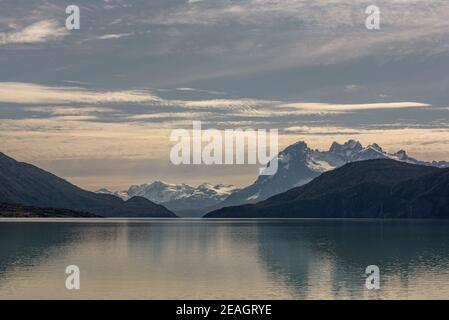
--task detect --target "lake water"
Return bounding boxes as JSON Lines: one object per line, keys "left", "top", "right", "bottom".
{"left": 1, "top": 218, "right": 449, "bottom": 300}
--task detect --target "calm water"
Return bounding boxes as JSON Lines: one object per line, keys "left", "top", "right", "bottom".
{"left": 1, "top": 218, "right": 449, "bottom": 300}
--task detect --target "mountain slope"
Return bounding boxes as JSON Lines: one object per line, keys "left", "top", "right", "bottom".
{"left": 107, "top": 196, "right": 177, "bottom": 218}
{"left": 205, "top": 159, "right": 449, "bottom": 219}
{"left": 0, "top": 152, "right": 176, "bottom": 218}
{"left": 220, "top": 140, "right": 449, "bottom": 208}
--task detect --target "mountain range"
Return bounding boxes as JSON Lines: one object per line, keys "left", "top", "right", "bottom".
{"left": 0, "top": 152, "right": 177, "bottom": 218}
{"left": 205, "top": 159, "right": 449, "bottom": 219}
{"left": 218, "top": 140, "right": 449, "bottom": 209}
{"left": 97, "top": 181, "right": 239, "bottom": 216}
{"left": 3, "top": 138, "right": 449, "bottom": 219}
{"left": 93, "top": 139, "right": 449, "bottom": 216}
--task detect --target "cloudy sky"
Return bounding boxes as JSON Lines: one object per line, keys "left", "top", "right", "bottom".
{"left": 1, "top": 0, "right": 449, "bottom": 190}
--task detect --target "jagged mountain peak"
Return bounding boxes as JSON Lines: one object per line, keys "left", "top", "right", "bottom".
{"left": 329, "top": 139, "right": 363, "bottom": 153}
{"left": 198, "top": 182, "right": 214, "bottom": 188}
{"left": 152, "top": 180, "right": 168, "bottom": 186}
{"left": 367, "top": 143, "right": 384, "bottom": 152}
{"left": 395, "top": 149, "right": 408, "bottom": 158}
{"left": 281, "top": 141, "right": 309, "bottom": 154}
{"left": 277, "top": 141, "right": 310, "bottom": 167}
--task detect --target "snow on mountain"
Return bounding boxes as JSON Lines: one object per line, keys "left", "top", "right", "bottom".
{"left": 128, "top": 181, "right": 195, "bottom": 203}
{"left": 97, "top": 182, "right": 239, "bottom": 213}
{"left": 96, "top": 188, "right": 129, "bottom": 200}
{"left": 127, "top": 181, "right": 238, "bottom": 204}
{"left": 220, "top": 139, "right": 449, "bottom": 207}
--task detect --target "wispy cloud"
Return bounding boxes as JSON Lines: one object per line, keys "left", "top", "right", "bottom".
{"left": 280, "top": 102, "right": 430, "bottom": 112}
{"left": 141, "top": 0, "right": 449, "bottom": 80}
{"left": 2, "top": 81, "right": 432, "bottom": 120}
{"left": 181, "top": 98, "right": 275, "bottom": 111}
{"left": 96, "top": 33, "right": 134, "bottom": 40}
{"left": 25, "top": 106, "right": 117, "bottom": 116}
{"left": 176, "top": 87, "right": 225, "bottom": 95}
{"left": 0, "top": 82, "right": 161, "bottom": 104}
{"left": 0, "top": 20, "right": 68, "bottom": 45}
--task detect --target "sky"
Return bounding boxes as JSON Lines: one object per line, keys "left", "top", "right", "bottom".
{"left": 1, "top": 0, "right": 449, "bottom": 190}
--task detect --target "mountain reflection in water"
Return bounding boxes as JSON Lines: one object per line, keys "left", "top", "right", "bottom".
{"left": 0, "top": 219, "right": 449, "bottom": 299}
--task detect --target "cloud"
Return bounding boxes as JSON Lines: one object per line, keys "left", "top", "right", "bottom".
{"left": 2, "top": 1, "right": 448, "bottom": 88}
{"left": 128, "top": 112, "right": 213, "bottom": 121}
{"left": 153, "top": 0, "right": 449, "bottom": 30}
{"left": 176, "top": 87, "right": 225, "bottom": 95}
{"left": 284, "top": 126, "right": 363, "bottom": 134}
{"left": 2, "top": 117, "right": 449, "bottom": 185}
{"left": 0, "top": 82, "right": 273, "bottom": 114}
{"left": 25, "top": 106, "right": 117, "bottom": 116}
{"left": 345, "top": 85, "right": 362, "bottom": 93}
{"left": 279, "top": 102, "right": 430, "bottom": 112}
{"left": 195, "top": 101, "right": 431, "bottom": 120}
{"left": 0, "top": 116, "right": 174, "bottom": 162}
{"left": 182, "top": 98, "right": 275, "bottom": 111}
{"left": 0, "top": 82, "right": 161, "bottom": 104}
{"left": 96, "top": 33, "right": 134, "bottom": 40}
{"left": 1, "top": 1, "right": 448, "bottom": 189}
{"left": 0, "top": 82, "right": 433, "bottom": 127}
{"left": 140, "top": 0, "right": 449, "bottom": 81}
{"left": 0, "top": 20, "right": 68, "bottom": 45}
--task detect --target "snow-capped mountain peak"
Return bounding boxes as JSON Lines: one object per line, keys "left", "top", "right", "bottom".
{"left": 395, "top": 150, "right": 408, "bottom": 160}
{"left": 329, "top": 139, "right": 363, "bottom": 153}
{"left": 369, "top": 143, "right": 383, "bottom": 151}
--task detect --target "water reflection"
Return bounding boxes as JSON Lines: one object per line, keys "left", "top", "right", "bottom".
{"left": 254, "top": 220, "right": 449, "bottom": 299}
{"left": 0, "top": 219, "right": 449, "bottom": 299}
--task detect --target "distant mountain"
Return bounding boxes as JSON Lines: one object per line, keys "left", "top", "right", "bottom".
{"left": 220, "top": 140, "right": 449, "bottom": 208}
{"left": 0, "top": 152, "right": 176, "bottom": 218}
{"left": 106, "top": 196, "right": 177, "bottom": 218}
{"left": 205, "top": 159, "right": 449, "bottom": 219}
{"left": 0, "top": 202, "right": 99, "bottom": 218}
{"left": 97, "top": 181, "right": 239, "bottom": 215}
